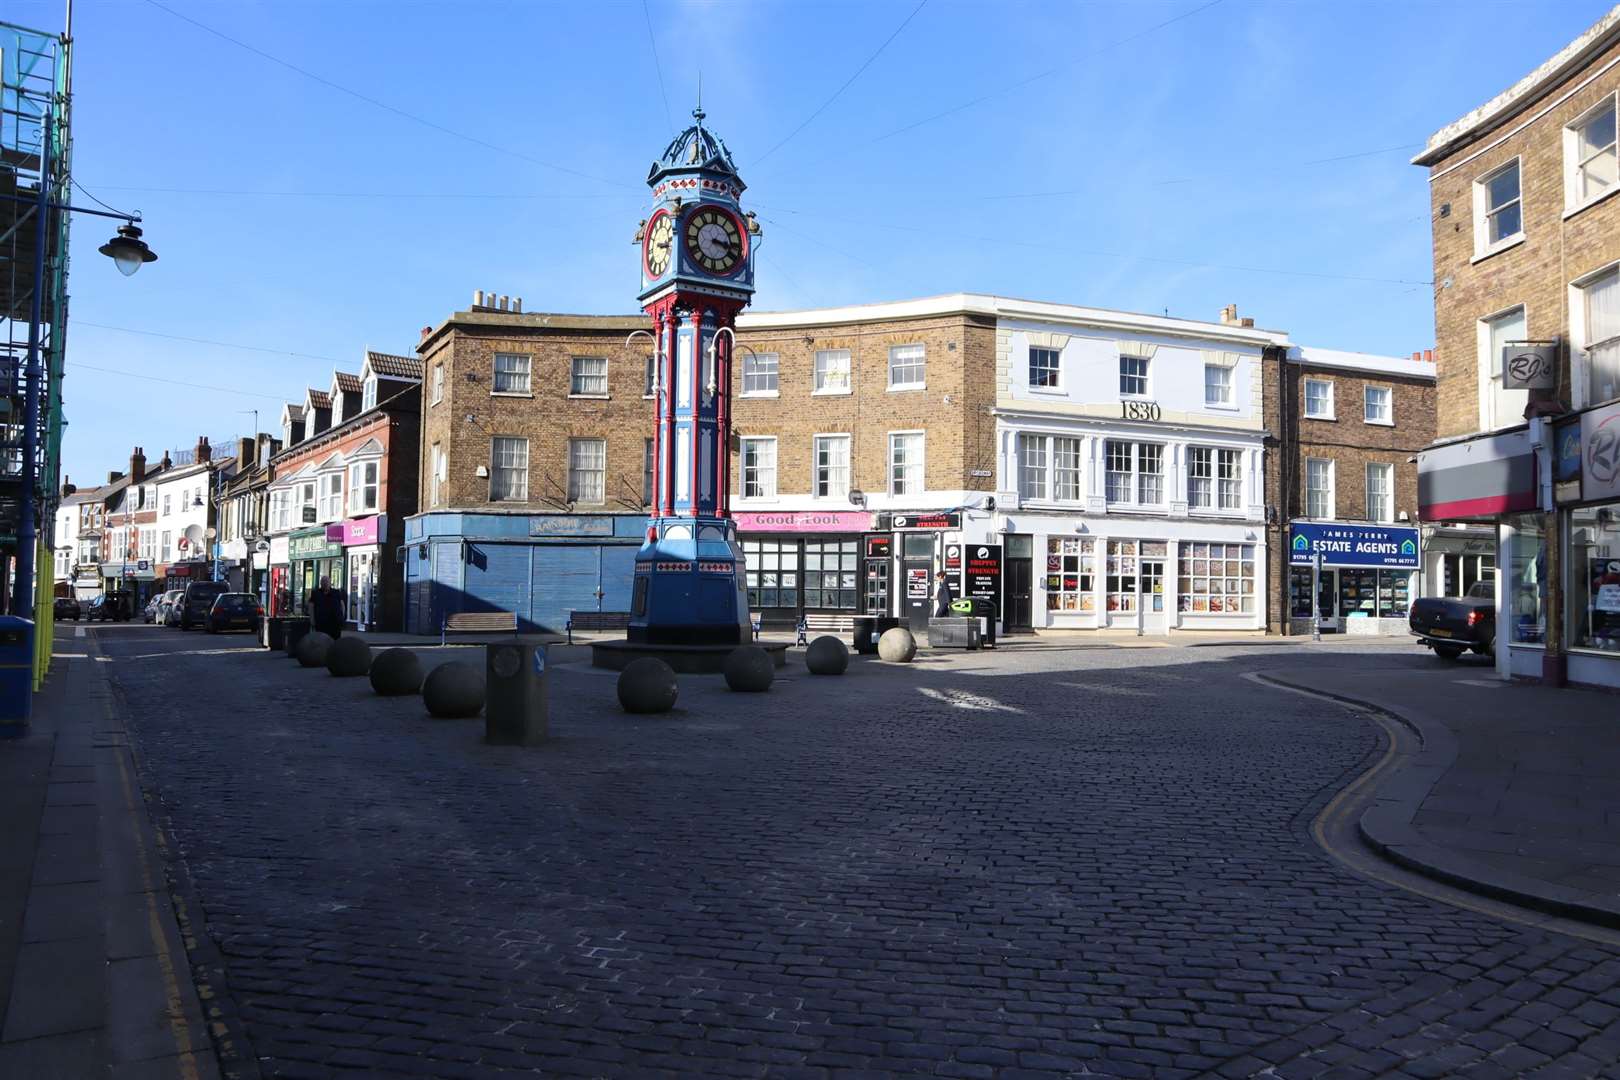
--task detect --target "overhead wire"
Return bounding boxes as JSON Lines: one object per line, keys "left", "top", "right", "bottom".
{"left": 73, "top": 321, "right": 344, "bottom": 363}
{"left": 139, "top": 0, "right": 634, "bottom": 190}
{"left": 642, "top": 0, "right": 675, "bottom": 134}
{"left": 871, "top": 0, "right": 1226, "bottom": 145}
{"left": 68, "top": 362, "right": 294, "bottom": 402}
{"left": 751, "top": 0, "right": 931, "bottom": 166}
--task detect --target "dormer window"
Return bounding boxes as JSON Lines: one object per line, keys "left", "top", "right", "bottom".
{"left": 362, "top": 377, "right": 377, "bottom": 410}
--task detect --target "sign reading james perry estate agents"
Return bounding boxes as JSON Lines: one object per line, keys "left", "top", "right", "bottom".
{"left": 1289, "top": 522, "right": 1419, "bottom": 568}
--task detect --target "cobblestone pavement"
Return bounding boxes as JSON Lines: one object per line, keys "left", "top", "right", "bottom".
{"left": 96, "top": 624, "right": 1620, "bottom": 1079}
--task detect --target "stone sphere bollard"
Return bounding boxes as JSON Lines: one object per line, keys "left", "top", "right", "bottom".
{"left": 617, "top": 657, "right": 678, "bottom": 714}
{"left": 422, "top": 660, "right": 486, "bottom": 718}
{"left": 877, "top": 627, "right": 917, "bottom": 663}
{"left": 805, "top": 634, "right": 850, "bottom": 675}
{"left": 295, "top": 631, "right": 334, "bottom": 668}
{"left": 723, "top": 645, "right": 776, "bottom": 692}
{"left": 369, "top": 648, "right": 424, "bottom": 696}
{"left": 326, "top": 635, "right": 372, "bottom": 677}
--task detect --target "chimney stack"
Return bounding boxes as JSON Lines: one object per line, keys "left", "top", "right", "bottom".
{"left": 512, "top": 297, "right": 522, "bottom": 314}
{"left": 129, "top": 446, "right": 146, "bottom": 485}
{"left": 1411, "top": 351, "right": 1421, "bottom": 362}
{"left": 473, "top": 289, "right": 485, "bottom": 307}
{"left": 498, "top": 295, "right": 510, "bottom": 311}
{"left": 108, "top": 470, "right": 124, "bottom": 484}
{"left": 238, "top": 437, "right": 255, "bottom": 469}
{"left": 1239, "top": 317, "right": 1254, "bottom": 328}
{"left": 61, "top": 476, "right": 75, "bottom": 499}
{"left": 160, "top": 451, "right": 172, "bottom": 470}
{"left": 1423, "top": 349, "right": 1434, "bottom": 363}
{"left": 195, "top": 437, "right": 212, "bottom": 464}
{"left": 420, "top": 325, "right": 433, "bottom": 341}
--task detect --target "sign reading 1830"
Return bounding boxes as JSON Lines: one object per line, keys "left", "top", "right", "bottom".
{"left": 1289, "top": 522, "right": 1419, "bottom": 568}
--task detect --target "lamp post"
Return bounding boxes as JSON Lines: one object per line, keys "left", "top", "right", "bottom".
{"left": 3, "top": 158, "right": 156, "bottom": 620}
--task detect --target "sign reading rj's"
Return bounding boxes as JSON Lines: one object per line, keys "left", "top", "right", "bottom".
{"left": 1289, "top": 522, "right": 1419, "bottom": 568}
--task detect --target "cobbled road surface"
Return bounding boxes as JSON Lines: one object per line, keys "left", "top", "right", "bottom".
{"left": 94, "top": 625, "right": 1620, "bottom": 1079}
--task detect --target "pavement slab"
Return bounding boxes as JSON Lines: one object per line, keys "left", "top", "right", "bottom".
{"left": 84, "top": 622, "right": 1620, "bottom": 1078}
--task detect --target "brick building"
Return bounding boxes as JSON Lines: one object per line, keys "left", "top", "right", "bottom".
{"left": 1265, "top": 346, "right": 1436, "bottom": 635}
{"left": 408, "top": 292, "right": 1420, "bottom": 637}
{"left": 1413, "top": 5, "right": 1620, "bottom": 688}
{"left": 265, "top": 355, "right": 421, "bottom": 630}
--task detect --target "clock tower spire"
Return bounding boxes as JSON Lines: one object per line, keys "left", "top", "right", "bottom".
{"left": 628, "top": 107, "right": 762, "bottom": 647}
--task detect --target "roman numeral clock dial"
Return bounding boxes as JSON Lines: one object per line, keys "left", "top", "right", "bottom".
{"left": 684, "top": 208, "right": 742, "bottom": 274}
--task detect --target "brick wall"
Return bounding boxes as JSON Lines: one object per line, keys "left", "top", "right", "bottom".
{"left": 1425, "top": 33, "right": 1620, "bottom": 439}
{"left": 1264, "top": 356, "right": 1435, "bottom": 630}
{"left": 417, "top": 309, "right": 999, "bottom": 512}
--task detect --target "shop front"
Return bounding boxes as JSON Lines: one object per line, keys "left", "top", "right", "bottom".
{"left": 103, "top": 561, "right": 158, "bottom": 612}
{"left": 328, "top": 515, "right": 385, "bottom": 631}
{"left": 1287, "top": 522, "right": 1420, "bottom": 635}
{"left": 1553, "top": 402, "right": 1620, "bottom": 686}
{"left": 997, "top": 513, "right": 1266, "bottom": 633}
{"left": 732, "top": 510, "right": 873, "bottom": 631}
{"left": 267, "top": 535, "right": 291, "bottom": 616}
{"left": 288, "top": 526, "right": 345, "bottom": 615}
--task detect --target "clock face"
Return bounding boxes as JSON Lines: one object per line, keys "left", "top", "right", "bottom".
{"left": 644, "top": 213, "right": 674, "bottom": 277}
{"left": 684, "top": 207, "right": 743, "bottom": 274}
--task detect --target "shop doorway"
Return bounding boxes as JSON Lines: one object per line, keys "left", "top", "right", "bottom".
{"left": 901, "top": 533, "right": 936, "bottom": 631}
{"left": 863, "top": 534, "right": 892, "bottom": 615}
{"left": 1140, "top": 558, "right": 1167, "bottom": 632}
{"left": 1003, "top": 534, "right": 1033, "bottom": 632}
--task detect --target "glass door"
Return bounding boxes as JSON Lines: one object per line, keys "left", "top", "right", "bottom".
{"left": 1140, "top": 558, "right": 1166, "bottom": 632}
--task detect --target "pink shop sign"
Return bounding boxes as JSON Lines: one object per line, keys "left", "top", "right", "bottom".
{"left": 731, "top": 510, "right": 873, "bottom": 533}
{"left": 326, "top": 514, "right": 385, "bottom": 546}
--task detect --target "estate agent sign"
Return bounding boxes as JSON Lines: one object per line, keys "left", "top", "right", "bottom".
{"left": 1289, "top": 523, "right": 1419, "bottom": 568}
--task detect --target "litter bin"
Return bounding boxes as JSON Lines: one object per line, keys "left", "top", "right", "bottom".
{"left": 0, "top": 616, "right": 34, "bottom": 736}
{"left": 264, "top": 617, "right": 286, "bottom": 650}
{"left": 485, "top": 641, "right": 548, "bottom": 745}
{"left": 282, "top": 616, "right": 311, "bottom": 658}
{"left": 927, "top": 616, "right": 981, "bottom": 650}
{"left": 950, "top": 597, "right": 998, "bottom": 648}
{"left": 853, "top": 615, "right": 901, "bottom": 654}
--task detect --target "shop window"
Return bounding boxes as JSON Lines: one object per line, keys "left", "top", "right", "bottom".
{"left": 1379, "top": 570, "right": 1413, "bottom": 619}
{"left": 1443, "top": 552, "right": 1495, "bottom": 597}
{"left": 1506, "top": 514, "right": 1546, "bottom": 644}
{"left": 1106, "top": 539, "right": 1138, "bottom": 613}
{"left": 803, "top": 540, "right": 857, "bottom": 610}
{"left": 743, "top": 539, "right": 799, "bottom": 610}
{"left": 1568, "top": 506, "right": 1620, "bottom": 651}
{"left": 1177, "top": 541, "right": 1255, "bottom": 613}
{"left": 1045, "top": 537, "right": 1095, "bottom": 612}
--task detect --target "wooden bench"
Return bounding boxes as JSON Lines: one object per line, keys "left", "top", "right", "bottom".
{"left": 440, "top": 610, "right": 517, "bottom": 645}
{"left": 565, "top": 610, "right": 630, "bottom": 643}
{"left": 796, "top": 612, "right": 856, "bottom": 646}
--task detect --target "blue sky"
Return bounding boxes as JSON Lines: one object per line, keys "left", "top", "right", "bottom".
{"left": 15, "top": 0, "right": 1613, "bottom": 487}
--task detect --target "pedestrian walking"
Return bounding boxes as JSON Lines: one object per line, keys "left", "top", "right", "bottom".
{"left": 310, "top": 576, "right": 346, "bottom": 639}
{"left": 933, "top": 570, "right": 955, "bottom": 619}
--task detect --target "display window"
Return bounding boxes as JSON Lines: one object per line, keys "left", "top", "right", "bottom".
{"left": 1506, "top": 514, "right": 1546, "bottom": 644}
{"left": 1568, "top": 505, "right": 1620, "bottom": 652}
{"left": 1045, "top": 536, "right": 1095, "bottom": 611}
{"left": 1177, "top": 542, "right": 1254, "bottom": 613}
{"left": 803, "top": 540, "right": 858, "bottom": 610}
{"left": 1105, "top": 539, "right": 1138, "bottom": 612}
{"left": 743, "top": 539, "right": 800, "bottom": 610}
{"left": 1442, "top": 553, "right": 1495, "bottom": 598}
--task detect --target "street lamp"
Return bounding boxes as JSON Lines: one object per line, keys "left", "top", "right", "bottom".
{"left": 98, "top": 223, "right": 158, "bottom": 276}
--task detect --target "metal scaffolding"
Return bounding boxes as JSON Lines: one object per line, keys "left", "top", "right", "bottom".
{"left": 2, "top": 18, "right": 72, "bottom": 683}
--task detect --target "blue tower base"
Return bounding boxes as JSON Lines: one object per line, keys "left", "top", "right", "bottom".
{"left": 627, "top": 518, "right": 751, "bottom": 646}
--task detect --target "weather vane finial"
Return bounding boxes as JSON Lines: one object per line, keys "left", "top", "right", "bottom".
{"left": 694, "top": 71, "right": 704, "bottom": 124}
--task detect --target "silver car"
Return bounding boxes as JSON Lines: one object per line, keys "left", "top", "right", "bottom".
{"left": 158, "top": 589, "right": 186, "bottom": 627}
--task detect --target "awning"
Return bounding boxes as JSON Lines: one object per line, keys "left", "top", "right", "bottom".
{"left": 1418, "top": 428, "right": 1536, "bottom": 522}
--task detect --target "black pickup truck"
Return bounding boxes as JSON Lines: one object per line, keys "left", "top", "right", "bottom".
{"left": 1409, "top": 579, "right": 1495, "bottom": 660}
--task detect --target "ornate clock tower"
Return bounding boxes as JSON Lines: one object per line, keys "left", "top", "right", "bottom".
{"left": 629, "top": 107, "right": 760, "bottom": 645}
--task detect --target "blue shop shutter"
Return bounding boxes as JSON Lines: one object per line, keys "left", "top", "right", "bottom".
{"left": 463, "top": 542, "right": 532, "bottom": 624}
{"left": 530, "top": 545, "right": 602, "bottom": 632}
{"left": 599, "top": 546, "right": 637, "bottom": 612}
{"left": 405, "top": 551, "right": 426, "bottom": 635}
{"left": 430, "top": 541, "right": 462, "bottom": 628}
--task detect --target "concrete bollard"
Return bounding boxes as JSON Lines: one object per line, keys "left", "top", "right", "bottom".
{"left": 805, "top": 635, "right": 850, "bottom": 675}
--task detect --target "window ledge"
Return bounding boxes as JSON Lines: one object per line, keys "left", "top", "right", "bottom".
{"left": 1304, "top": 413, "right": 1337, "bottom": 422}
{"left": 1563, "top": 183, "right": 1620, "bottom": 221}
{"left": 1102, "top": 504, "right": 1170, "bottom": 515}
{"left": 1203, "top": 402, "right": 1240, "bottom": 412}
{"left": 1027, "top": 386, "right": 1066, "bottom": 396}
{"left": 1363, "top": 417, "right": 1395, "bottom": 427}
{"left": 1470, "top": 234, "right": 1526, "bottom": 265}
{"left": 491, "top": 391, "right": 535, "bottom": 399}
{"left": 812, "top": 388, "right": 854, "bottom": 397}
{"left": 566, "top": 393, "right": 609, "bottom": 400}
{"left": 886, "top": 384, "right": 927, "bottom": 393}
{"left": 740, "top": 390, "right": 780, "bottom": 399}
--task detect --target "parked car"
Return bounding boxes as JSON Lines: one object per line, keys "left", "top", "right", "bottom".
{"left": 53, "top": 596, "right": 81, "bottom": 621}
{"left": 206, "top": 592, "right": 264, "bottom": 634}
{"left": 155, "top": 589, "right": 185, "bottom": 626}
{"left": 142, "top": 596, "right": 161, "bottom": 623}
{"left": 175, "top": 581, "right": 230, "bottom": 630}
{"left": 1409, "top": 579, "right": 1496, "bottom": 660}
{"left": 84, "top": 594, "right": 126, "bottom": 622}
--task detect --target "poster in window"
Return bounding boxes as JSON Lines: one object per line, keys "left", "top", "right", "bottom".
{"left": 907, "top": 567, "right": 929, "bottom": 599}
